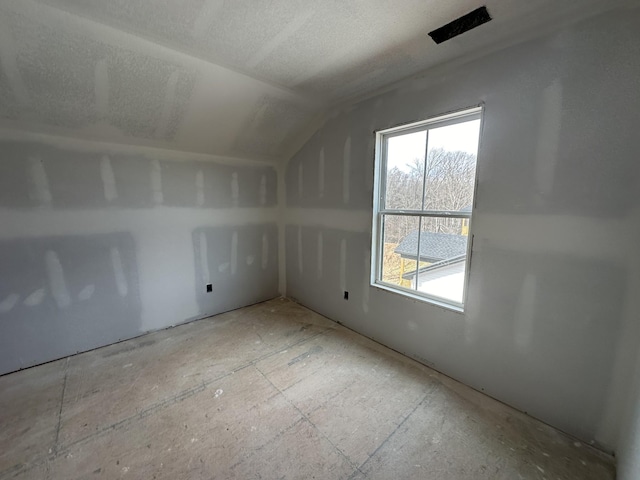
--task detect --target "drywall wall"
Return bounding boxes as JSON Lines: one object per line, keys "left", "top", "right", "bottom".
{"left": 0, "top": 132, "right": 279, "bottom": 375}
{"left": 284, "top": 5, "right": 640, "bottom": 455}
{"left": 617, "top": 353, "right": 640, "bottom": 479}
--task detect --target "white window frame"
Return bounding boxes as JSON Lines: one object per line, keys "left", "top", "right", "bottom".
{"left": 370, "top": 106, "right": 483, "bottom": 312}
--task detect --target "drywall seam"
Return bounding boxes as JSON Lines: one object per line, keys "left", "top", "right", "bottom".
{"left": 532, "top": 81, "right": 562, "bottom": 201}
{"left": 283, "top": 208, "right": 376, "bottom": 233}
{"left": 246, "top": 9, "right": 315, "bottom": 69}
{"left": 472, "top": 213, "right": 631, "bottom": 263}
{"left": 195, "top": 169, "right": 205, "bottom": 207}
{"left": 100, "top": 155, "right": 118, "bottom": 202}
{"left": 198, "top": 232, "right": 211, "bottom": 284}
{"left": 362, "top": 247, "right": 370, "bottom": 313}
{"left": 231, "top": 172, "right": 239, "bottom": 207}
{"left": 0, "top": 294, "right": 20, "bottom": 313}
{"left": 110, "top": 246, "right": 129, "bottom": 297}
{"left": 26, "top": 156, "right": 52, "bottom": 207}
{"left": 318, "top": 148, "right": 324, "bottom": 199}
{"left": 339, "top": 238, "right": 347, "bottom": 292}
{"left": 283, "top": 208, "right": 630, "bottom": 262}
{"left": 150, "top": 159, "right": 164, "bottom": 205}
{"left": 44, "top": 250, "right": 71, "bottom": 308}
{"left": 317, "top": 231, "right": 323, "bottom": 279}
{"left": 297, "top": 226, "right": 303, "bottom": 274}
{"left": 0, "top": 127, "right": 277, "bottom": 167}
{"left": 261, "top": 232, "right": 269, "bottom": 270}
{"left": 343, "top": 136, "right": 351, "bottom": 204}
{"left": 0, "top": 118, "right": 280, "bottom": 164}
{"left": 0, "top": 207, "right": 279, "bottom": 239}
{"left": 230, "top": 231, "right": 238, "bottom": 275}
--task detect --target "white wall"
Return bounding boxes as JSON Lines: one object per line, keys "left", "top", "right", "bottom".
{"left": 617, "top": 357, "right": 640, "bottom": 479}
{"left": 284, "top": 5, "right": 640, "bottom": 461}
{"left": 0, "top": 131, "right": 280, "bottom": 375}
{"left": 0, "top": 0, "right": 291, "bottom": 375}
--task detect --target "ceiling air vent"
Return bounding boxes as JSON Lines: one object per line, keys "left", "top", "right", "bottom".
{"left": 428, "top": 6, "right": 492, "bottom": 44}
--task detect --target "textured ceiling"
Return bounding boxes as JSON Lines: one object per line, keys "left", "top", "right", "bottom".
{"left": 0, "top": 0, "right": 628, "bottom": 162}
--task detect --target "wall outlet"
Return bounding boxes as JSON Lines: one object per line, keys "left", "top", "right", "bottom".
{"left": 206, "top": 283, "right": 213, "bottom": 293}
{"left": 343, "top": 291, "right": 349, "bottom": 300}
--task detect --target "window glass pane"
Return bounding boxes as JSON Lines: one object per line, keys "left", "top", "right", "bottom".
{"left": 423, "top": 119, "right": 480, "bottom": 212}
{"left": 380, "top": 214, "right": 419, "bottom": 288}
{"left": 384, "top": 131, "right": 426, "bottom": 210}
{"left": 410, "top": 217, "right": 469, "bottom": 304}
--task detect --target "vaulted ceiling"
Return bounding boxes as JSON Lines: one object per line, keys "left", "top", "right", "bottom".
{"left": 0, "top": 0, "right": 625, "bottom": 162}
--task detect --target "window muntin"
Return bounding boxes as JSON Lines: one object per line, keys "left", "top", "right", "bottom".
{"left": 372, "top": 107, "right": 482, "bottom": 310}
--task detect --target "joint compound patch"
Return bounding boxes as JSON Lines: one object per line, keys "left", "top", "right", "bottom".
{"left": 231, "top": 172, "right": 239, "bottom": 206}
{"left": 0, "top": 293, "right": 20, "bottom": 313}
{"left": 318, "top": 147, "right": 325, "bottom": 198}
{"left": 45, "top": 251, "right": 71, "bottom": 308}
{"left": 259, "top": 173, "right": 267, "bottom": 206}
{"left": 100, "top": 155, "right": 118, "bottom": 202}
{"left": 24, "top": 288, "right": 46, "bottom": 307}
{"left": 261, "top": 233, "right": 269, "bottom": 270}
{"left": 110, "top": 247, "right": 128, "bottom": 297}
{"left": 231, "top": 231, "right": 238, "bottom": 275}
{"left": 78, "top": 284, "right": 95, "bottom": 302}
{"left": 196, "top": 170, "right": 205, "bottom": 207}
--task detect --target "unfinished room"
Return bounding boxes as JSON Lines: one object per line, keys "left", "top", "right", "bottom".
{"left": 1, "top": 0, "right": 640, "bottom": 478}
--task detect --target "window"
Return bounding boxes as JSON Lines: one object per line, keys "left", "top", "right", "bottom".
{"left": 371, "top": 107, "right": 482, "bottom": 311}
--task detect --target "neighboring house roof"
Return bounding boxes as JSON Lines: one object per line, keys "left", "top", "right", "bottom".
{"left": 395, "top": 231, "right": 468, "bottom": 262}
{"left": 402, "top": 254, "right": 466, "bottom": 280}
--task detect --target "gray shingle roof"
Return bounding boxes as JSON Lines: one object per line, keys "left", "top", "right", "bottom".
{"left": 394, "top": 231, "right": 468, "bottom": 262}
{"left": 402, "top": 254, "right": 466, "bottom": 280}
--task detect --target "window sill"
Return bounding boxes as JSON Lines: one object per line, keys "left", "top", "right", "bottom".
{"left": 371, "top": 282, "right": 465, "bottom": 314}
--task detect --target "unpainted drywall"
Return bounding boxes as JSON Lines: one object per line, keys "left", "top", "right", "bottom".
{"left": 30, "top": 0, "right": 628, "bottom": 101}
{"left": 617, "top": 350, "right": 640, "bottom": 479}
{"left": 0, "top": 0, "right": 631, "bottom": 164}
{"left": 284, "top": 6, "right": 640, "bottom": 456}
{"left": 0, "top": 0, "right": 318, "bottom": 162}
{"left": 0, "top": 135, "right": 279, "bottom": 375}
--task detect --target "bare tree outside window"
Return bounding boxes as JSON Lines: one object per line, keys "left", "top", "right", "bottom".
{"left": 384, "top": 148, "right": 476, "bottom": 242}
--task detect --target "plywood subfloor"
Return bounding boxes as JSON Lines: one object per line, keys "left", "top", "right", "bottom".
{"left": 0, "top": 298, "right": 615, "bottom": 479}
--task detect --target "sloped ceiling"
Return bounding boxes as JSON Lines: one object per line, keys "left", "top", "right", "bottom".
{"left": 0, "top": 0, "right": 626, "bottom": 162}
